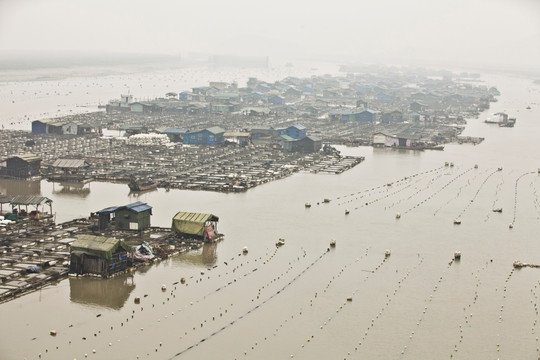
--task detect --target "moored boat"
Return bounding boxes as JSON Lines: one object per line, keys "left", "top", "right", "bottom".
{"left": 128, "top": 177, "right": 157, "bottom": 192}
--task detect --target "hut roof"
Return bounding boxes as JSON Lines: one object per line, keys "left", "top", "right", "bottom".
{"left": 8, "top": 154, "right": 41, "bottom": 163}
{"left": 96, "top": 201, "right": 152, "bottom": 215}
{"left": 172, "top": 212, "right": 219, "bottom": 237}
{"left": 70, "top": 235, "right": 131, "bottom": 260}
{"left": 10, "top": 195, "right": 52, "bottom": 206}
{"left": 51, "top": 159, "right": 88, "bottom": 168}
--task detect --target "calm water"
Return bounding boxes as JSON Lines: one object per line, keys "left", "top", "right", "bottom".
{"left": 0, "top": 69, "right": 540, "bottom": 360}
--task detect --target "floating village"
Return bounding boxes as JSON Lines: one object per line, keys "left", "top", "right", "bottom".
{"left": 0, "top": 67, "right": 505, "bottom": 302}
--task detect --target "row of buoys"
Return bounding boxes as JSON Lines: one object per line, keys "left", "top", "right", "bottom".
{"left": 335, "top": 165, "right": 446, "bottom": 208}
{"left": 171, "top": 248, "right": 332, "bottom": 359}
{"left": 448, "top": 261, "right": 491, "bottom": 355}
{"left": 336, "top": 256, "right": 425, "bottom": 359}
{"left": 396, "top": 252, "right": 474, "bottom": 357}
{"left": 234, "top": 248, "right": 371, "bottom": 359}
{"left": 402, "top": 165, "right": 475, "bottom": 216}
{"left": 511, "top": 171, "right": 537, "bottom": 228}
{"left": 454, "top": 168, "right": 500, "bottom": 222}
{"left": 40, "top": 243, "right": 289, "bottom": 359}
{"left": 341, "top": 171, "right": 441, "bottom": 215}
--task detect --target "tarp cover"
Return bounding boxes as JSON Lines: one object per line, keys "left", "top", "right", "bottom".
{"left": 70, "top": 234, "right": 131, "bottom": 260}
{"left": 172, "top": 212, "right": 218, "bottom": 237}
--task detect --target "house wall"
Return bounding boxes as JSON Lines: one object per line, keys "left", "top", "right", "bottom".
{"left": 3, "top": 158, "right": 41, "bottom": 178}
{"left": 373, "top": 133, "right": 387, "bottom": 145}
{"left": 357, "top": 111, "right": 376, "bottom": 122}
{"left": 131, "top": 103, "right": 144, "bottom": 113}
{"left": 70, "top": 253, "right": 108, "bottom": 277}
{"left": 286, "top": 126, "right": 306, "bottom": 139}
{"left": 70, "top": 252, "right": 129, "bottom": 278}
{"left": 31, "top": 121, "right": 48, "bottom": 134}
{"left": 62, "top": 123, "right": 78, "bottom": 135}
{"left": 183, "top": 130, "right": 223, "bottom": 145}
{"left": 115, "top": 209, "right": 151, "bottom": 231}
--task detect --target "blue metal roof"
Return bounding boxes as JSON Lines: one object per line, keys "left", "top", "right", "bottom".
{"left": 96, "top": 201, "right": 152, "bottom": 215}
{"left": 124, "top": 201, "right": 152, "bottom": 214}
{"left": 96, "top": 205, "right": 120, "bottom": 215}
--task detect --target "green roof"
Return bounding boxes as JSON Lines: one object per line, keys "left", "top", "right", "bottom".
{"left": 70, "top": 235, "right": 131, "bottom": 260}
{"left": 172, "top": 212, "right": 219, "bottom": 237}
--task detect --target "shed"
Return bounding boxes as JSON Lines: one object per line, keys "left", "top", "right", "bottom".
{"left": 357, "top": 109, "right": 378, "bottom": 122}
{"left": 31, "top": 119, "right": 53, "bottom": 134}
{"left": 0, "top": 154, "right": 41, "bottom": 179}
{"left": 373, "top": 133, "right": 411, "bottom": 147}
{"left": 224, "top": 131, "right": 250, "bottom": 145}
{"left": 285, "top": 124, "right": 306, "bottom": 139}
{"left": 95, "top": 201, "right": 152, "bottom": 231}
{"left": 381, "top": 110, "right": 404, "bottom": 123}
{"left": 162, "top": 128, "right": 188, "bottom": 142}
{"left": 48, "top": 158, "right": 91, "bottom": 182}
{"left": 292, "top": 136, "right": 322, "bottom": 153}
{"left": 172, "top": 212, "right": 220, "bottom": 242}
{"left": 268, "top": 95, "right": 285, "bottom": 105}
{"left": 183, "top": 127, "right": 225, "bottom": 145}
{"left": 69, "top": 235, "right": 132, "bottom": 278}
{"left": 9, "top": 195, "right": 53, "bottom": 219}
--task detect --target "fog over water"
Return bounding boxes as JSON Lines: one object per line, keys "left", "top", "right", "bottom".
{"left": 1, "top": 0, "right": 539, "bottom": 72}
{"left": 1, "top": 1, "right": 540, "bottom": 360}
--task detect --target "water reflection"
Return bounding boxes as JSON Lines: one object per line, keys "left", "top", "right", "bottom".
{"left": 69, "top": 275, "right": 135, "bottom": 310}
{"left": 173, "top": 243, "right": 218, "bottom": 267}
{"left": 0, "top": 178, "right": 41, "bottom": 195}
{"left": 51, "top": 182, "right": 91, "bottom": 198}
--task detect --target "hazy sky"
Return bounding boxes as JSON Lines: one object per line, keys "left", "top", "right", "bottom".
{"left": 1, "top": 0, "right": 539, "bottom": 71}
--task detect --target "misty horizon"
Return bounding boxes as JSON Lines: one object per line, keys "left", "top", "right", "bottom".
{"left": 0, "top": 0, "right": 539, "bottom": 75}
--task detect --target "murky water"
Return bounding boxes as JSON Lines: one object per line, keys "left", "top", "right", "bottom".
{"left": 0, "top": 70, "right": 540, "bottom": 359}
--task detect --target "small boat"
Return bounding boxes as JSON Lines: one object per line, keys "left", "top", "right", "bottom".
{"left": 323, "top": 198, "right": 331, "bottom": 203}
{"left": 395, "top": 212, "right": 401, "bottom": 219}
{"left": 330, "top": 240, "right": 336, "bottom": 247}
{"left": 526, "top": 106, "right": 531, "bottom": 109}
{"left": 242, "top": 246, "right": 248, "bottom": 254}
{"left": 474, "top": 164, "right": 478, "bottom": 169}
{"left": 129, "top": 177, "right": 157, "bottom": 192}
{"left": 454, "top": 251, "right": 461, "bottom": 260}
{"left": 492, "top": 208, "right": 503, "bottom": 213}
{"left": 345, "top": 209, "right": 350, "bottom": 215}
{"left": 276, "top": 238, "right": 285, "bottom": 247}
{"left": 305, "top": 203, "right": 311, "bottom": 208}
{"left": 453, "top": 219, "right": 461, "bottom": 225}
{"left": 385, "top": 250, "right": 391, "bottom": 258}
